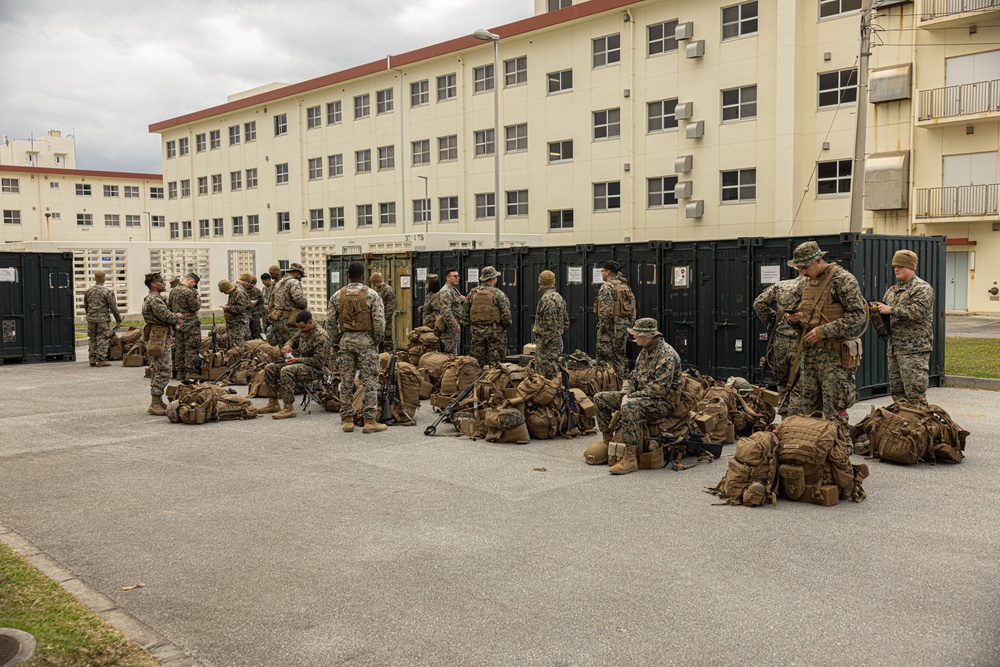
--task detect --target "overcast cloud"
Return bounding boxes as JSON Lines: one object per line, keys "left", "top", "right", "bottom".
{"left": 0, "top": 0, "right": 531, "bottom": 174}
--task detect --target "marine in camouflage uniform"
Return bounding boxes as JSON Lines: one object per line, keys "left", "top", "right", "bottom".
{"left": 877, "top": 250, "right": 934, "bottom": 405}
{"left": 785, "top": 242, "right": 866, "bottom": 429}
{"left": 753, "top": 276, "right": 805, "bottom": 413}
{"left": 262, "top": 266, "right": 281, "bottom": 346}
{"left": 371, "top": 273, "right": 397, "bottom": 353}
{"left": 326, "top": 264, "right": 386, "bottom": 432}
{"left": 270, "top": 263, "right": 308, "bottom": 347}
{"left": 171, "top": 274, "right": 202, "bottom": 379}
{"left": 142, "top": 273, "right": 179, "bottom": 415}
{"left": 219, "top": 279, "right": 251, "bottom": 347}
{"left": 593, "top": 318, "right": 681, "bottom": 475}
{"left": 240, "top": 273, "right": 264, "bottom": 341}
{"left": 460, "top": 266, "right": 512, "bottom": 368}
{"left": 596, "top": 263, "right": 635, "bottom": 381}
{"left": 440, "top": 272, "right": 464, "bottom": 355}
{"left": 421, "top": 278, "right": 455, "bottom": 347}
{"left": 258, "top": 312, "right": 332, "bottom": 419}
{"left": 532, "top": 270, "right": 569, "bottom": 380}
{"left": 83, "top": 270, "right": 122, "bottom": 366}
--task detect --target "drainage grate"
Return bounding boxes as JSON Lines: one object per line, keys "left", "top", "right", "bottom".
{"left": 0, "top": 629, "right": 35, "bottom": 667}
{"left": 0, "top": 635, "right": 17, "bottom": 664}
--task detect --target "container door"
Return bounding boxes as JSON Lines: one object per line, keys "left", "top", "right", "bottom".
{"left": 390, "top": 255, "right": 413, "bottom": 347}
{"left": 623, "top": 243, "right": 663, "bottom": 368}
{"left": 0, "top": 254, "right": 26, "bottom": 361}
{"left": 663, "top": 244, "right": 699, "bottom": 369}
{"left": 558, "top": 247, "right": 590, "bottom": 357}
{"left": 518, "top": 247, "right": 551, "bottom": 356}
{"left": 749, "top": 238, "right": 798, "bottom": 385}
{"left": 39, "top": 253, "right": 75, "bottom": 359}
{"left": 493, "top": 248, "right": 523, "bottom": 357}
{"left": 696, "top": 242, "right": 752, "bottom": 379}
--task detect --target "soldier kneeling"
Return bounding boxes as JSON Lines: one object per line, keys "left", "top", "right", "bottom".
{"left": 259, "top": 311, "right": 332, "bottom": 419}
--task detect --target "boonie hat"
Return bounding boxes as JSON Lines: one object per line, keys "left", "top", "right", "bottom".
{"left": 787, "top": 241, "right": 828, "bottom": 269}
{"left": 627, "top": 317, "right": 661, "bottom": 337}
{"left": 479, "top": 266, "right": 500, "bottom": 281}
{"left": 287, "top": 262, "right": 307, "bottom": 276}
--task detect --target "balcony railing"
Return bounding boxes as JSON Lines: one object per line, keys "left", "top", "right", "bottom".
{"left": 921, "top": 0, "right": 1000, "bottom": 21}
{"left": 918, "top": 79, "right": 1000, "bottom": 121}
{"left": 914, "top": 184, "right": 998, "bottom": 218}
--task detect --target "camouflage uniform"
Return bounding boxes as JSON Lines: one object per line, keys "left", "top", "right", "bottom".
{"left": 83, "top": 282, "right": 121, "bottom": 362}
{"left": 142, "top": 290, "right": 178, "bottom": 397}
{"left": 373, "top": 282, "right": 397, "bottom": 353}
{"left": 246, "top": 284, "right": 265, "bottom": 341}
{"left": 753, "top": 277, "right": 805, "bottom": 410}
{"left": 596, "top": 276, "right": 635, "bottom": 380}
{"left": 532, "top": 286, "right": 569, "bottom": 380}
{"left": 171, "top": 285, "right": 201, "bottom": 378}
{"left": 439, "top": 283, "right": 463, "bottom": 355}
{"left": 883, "top": 275, "right": 934, "bottom": 404}
{"left": 327, "top": 282, "right": 386, "bottom": 420}
{"left": 261, "top": 281, "right": 276, "bottom": 346}
{"left": 223, "top": 284, "right": 251, "bottom": 347}
{"left": 461, "top": 282, "right": 512, "bottom": 368}
{"left": 270, "top": 275, "right": 308, "bottom": 347}
{"left": 264, "top": 325, "right": 332, "bottom": 404}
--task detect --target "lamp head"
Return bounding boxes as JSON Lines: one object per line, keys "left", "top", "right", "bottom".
{"left": 474, "top": 29, "right": 499, "bottom": 41}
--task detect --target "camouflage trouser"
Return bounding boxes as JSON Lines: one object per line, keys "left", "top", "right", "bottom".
{"left": 149, "top": 338, "right": 172, "bottom": 397}
{"left": 250, "top": 315, "right": 262, "bottom": 341}
{"left": 469, "top": 324, "right": 507, "bottom": 368}
{"left": 440, "top": 330, "right": 461, "bottom": 356}
{"left": 226, "top": 319, "right": 249, "bottom": 348}
{"left": 272, "top": 320, "right": 293, "bottom": 348}
{"left": 264, "top": 361, "right": 317, "bottom": 404}
{"left": 379, "top": 317, "right": 395, "bottom": 353}
{"left": 787, "top": 347, "right": 857, "bottom": 427}
{"left": 593, "top": 390, "right": 671, "bottom": 448}
{"left": 596, "top": 324, "right": 630, "bottom": 381}
{"left": 534, "top": 335, "right": 563, "bottom": 380}
{"left": 336, "top": 335, "right": 380, "bottom": 419}
{"left": 174, "top": 318, "right": 202, "bottom": 377}
{"left": 87, "top": 321, "right": 111, "bottom": 360}
{"left": 888, "top": 342, "right": 929, "bottom": 405}
{"left": 265, "top": 324, "right": 278, "bottom": 347}
{"left": 769, "top": 334, "right": 799, "bottom": 413}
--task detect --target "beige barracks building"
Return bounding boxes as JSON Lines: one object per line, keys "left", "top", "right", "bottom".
{"left": 147, "top": 0, "right": 1000, "bottom": 314}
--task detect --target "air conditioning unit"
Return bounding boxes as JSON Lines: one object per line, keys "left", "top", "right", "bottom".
{"left": 686, "top": 40, "right": 705, "bottom": 59}
{"left": 674, "top": 181, "right": 693, "bottom": 199}
{"left": 686, "top": 121, "right": 705, "bottom": 139}
{"left": 675, "top": 155, "right": 693, "bottom": 173}
{"left": 675, "top": 22, "right": 694, "bottom": 41}
{"left": 685, "top": 200, "right": 705, "bottom": 219}
{"left": 675, "top": 102, "right": 694, "bottom": 120}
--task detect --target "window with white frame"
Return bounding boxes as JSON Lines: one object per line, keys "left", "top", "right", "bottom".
{"left": 232, "top": 216, "right": 244, "bottom": 236}
{"left": 721, "top": 168, "right": 756, "bottom": 202}
{"left": 180, "top": 179, "right": 190, "bottom": 197}
{"left": 213, "top": 218, "right": 224, "bottom": 236}
{"left": 722, "top": 2, "right": 758, "bottom": 39}
{"left": 306, "top": 105, "right": 322, "bottom": 129}
{"left": 474, "top": 64, "right": 495, "bottom": 93}
{"left": 413, "top": 199, "right": 431, "bottom": 224}
{"left": 379, "top": 202, "right": 396, "bottom": 226}
{"left": 357, "top": 204, "right": 373, "bottom": 227}
{"left": 77, "top": 213, "right": 93, "bottom": 226}
{"left": 328, "top": 154, "right": 343, "bottom": 177}
{"left": 276, "top": 163, "right": 289, "bottom": 184}
{"left": 475, "top": 129, "right": 495, "bottom": 156}
{"left": 245, "top": 121, "right": 256, "bottom": 142}
{"left": 475, "top": 193, "right": 496, "bottom": 219}
{"left": 330, "top": 207, "right": 345, "bottom": 229}
{"left": 817, "top": 159, "right": 852, "bottom": 195}
{"left": 196, "top": 133, "right": 206, "bottom": 152}
{"left": 210, "top": 129, "right": 221, "bottom": 149}
{"left": 648, "top": 20, "right": 679, "bottom": 56}
{"left": 105, "top": 214, "right": 120, "bottom": 227}
{"left": 593, "top": 108, "right": 621, "bottom": 139}
{"left": 548, "top": 0, "right": 571, "bottom": 9}
{"left": 593, "top": 34, "right": 621, "bottom": 68}
{"left": 126, "top": 214, "right": 141, "bottom": 227}
{"left": 211, "top": 174, "right": 222, "bottom": 193}
{"left": 76, "top": 183, "right": 91, "bottom": 196}
{"left": 378, "top": 145, "right": 395, "bottom": 170}
{"left": 354, "top": 94, "right": 370, "bottom": 119}
{"left": 549, "top": 209, "right": 574, "bottom": 230}
{"left": 504, "top": 56, "right": 527, "bottom": 86}
{"left": 178, "top": 137, "right": 189, "bottom": 155}
{"left": 1, "top": 178, "right": 18, "bottom": 194}
{"left": 376, "top": 88, "right": 394, "bottom": 114}
{"left": 308, "top": 157, "right": 323, "bottom": 180}
{"left": 199, "top": 219, "right": 210, "bottom": 237}
{"left": 594, "top": 181, "right": 621, "bottom": 211}
{"left": 547, "top": 69, "right": 573, "bottom": 94}
{"left": 166, "top": 140, "right": 176, "bottom": 158}
{"left": 230, "top": 172, "right": 241, "bottom": 191}
{"left": 505, "top": 124, "right": 528, "bottom": 152}
{"left": 50, "top": 182, "right": 59, "bottom": 189}
{"left": 150, "top": 186, "right": 164, "bottom": 199}
{"left": 818, "top": 68, "right": 858, "bottom": 107}
{"left": 548, "top": 140, "right": 573, "bottom": 163}
{"left": 248, "top": 214, "right": 259, "bottom": 234}
{"left": 327, "top": 101, "right": 342, "bottom": 124}
{"left": 411, "top": 80, "right": 429, "bottom": 107}
{"left": 274, "top": 113, "right": 287, "bottom": 136}
{"left": 439, "top": 196, "right": 459, "bottom": 221}
{"left": 167, "top": 182, "right": 177, "bottom": 199}
{"left": 169, "top": 222, "right": 179, "bottom": 239}
{"left": 412, "top": 139, "right": 430, "bottom": 165}
{"left": 2, "top": 210, "right": 20, "bottom": 225}
{"left": 277, "top": 212, "right": 290, "bottom": 233}
{"left": 152, "top": 215, "right": 165, "bottom": 227}
{"left": 356, "top": 149, "right": 372, "bottom": 173}
{"left": 722, "top": 85, "right": 757, "bottom": 121}
{"left": 197, "top": 176, "right": 208, "bottom": 195}
{"left": 104, "top": 185, "right": 119, "bottom": 197}
{"left": 648, "top": 98, "right": 679, "bottom": 132}
{"left": 819, "top": 0, "right": 861, "bottom": 19}
{"left": 124, "top": 185, "right": 139, "bottom": 198}
{"left": 182, "top": 220, "right": 192, "bottom": 238}
{"left": 648, "top": 176, "right": 679, "bottom": 207}
{"left": 310, "top": 208, "right": 324, "bottom": 230}
{"left": 438, "top": 135, "right": 458, "bottom": 161}
{"left": 506, "top": 190, "right": 528, "bottom": 217}
{"left": 437, "top": 73, "right": 457, "bottom": 101}
{"left": 246, "top": 168, "right": 258, "bottom": 189}
{"left": 229, "top": 124, "right": 241, "bottom": 145}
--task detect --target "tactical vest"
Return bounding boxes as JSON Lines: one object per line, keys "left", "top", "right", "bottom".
{"left": 339, "top": 290, "right": 374, "bottom": 334}
{"left": 469, "top": 288, "right": 501, "bottom": 324}
{"left": 799, "top": 264, "right": 846, "bottom": 332}
{"left": 593, "top": 279, "right": 635, "bottom": 318}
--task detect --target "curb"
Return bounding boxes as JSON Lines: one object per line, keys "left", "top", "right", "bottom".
{"left": 941, "top": 375, "right": 1000, "bottom": 392}
{"left": 0, "top": 525, "right": 205, "bottom": 667}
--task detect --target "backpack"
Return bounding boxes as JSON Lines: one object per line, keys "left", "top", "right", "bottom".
{"left": 692, "top": 397, "right": 734, "bottom": 444}
{"left": 418, "top": 351, "right": 454, "bottom": 390}
{"left": 516, "top": 371, "right": 560, "bottom": 406}
{"left": 389, "top": 360, "right": 422, "bottom": 423}
{"left": 339, "top": 290, "right": 373, "bottom": 334}
{"left": 613, "top": 279, "right": 635, "bottom": 319}
{"left": 431, "top": 356, "right": 483, "bottom": 407}
{"left": 855, "top": 401, "right": 967, "bottom": 464}
{"left": 469, "top": 287, "right": 502, "bottom": 324}
{"left": 406, "top": 326, "right": 440, "bottom": 365}
{"left": 776, "top": 415, "right": 867, "bottom": 503}
{"left": 566, "top": 363, "right": 620, "bottom": 397}
{"left": 665, "top": 369, "right": 708, "bottom": 418}
{"left": 168, "top": 384, "right": 257, "bottom": 424}
{"left": 484, "top": 406, "right": 529, "bottom": 444}
{"left": 526, "top": 403, "right": 561, "bottom": 440}
{"left": 732, "top": 390, "right": 776, "bottom": 437}
{"left": 317, "top": 377, "right": 343, "bottom": 412}
{"left": 707, "top": 431, "right": 779, "bottom": 507}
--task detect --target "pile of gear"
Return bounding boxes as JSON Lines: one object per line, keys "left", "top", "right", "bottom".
{"left": 313, "top": 352, "right": 422, "bottom": 425}
{"left": 851, "top": 400, "right": 967, "bottom": 465}
{"left": 164, "top": 382, "right": 258, "bottom": 424}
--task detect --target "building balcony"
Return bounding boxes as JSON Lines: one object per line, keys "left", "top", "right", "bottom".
{"left": 919, "top": 0, "right": 1000, "bottom": 28}
{"left": 917, "top": 79, "right": 1000, "bottom": 127}
{"left": 914, "top": 184, "right": 999, "bottom": 220}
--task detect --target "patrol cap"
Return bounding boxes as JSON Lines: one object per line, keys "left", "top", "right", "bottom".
{"left": 287, "top": 262, "right": 307, "bottom": 276}
{"left": 239, "top": 272, "right": 255, "bottom": 284}
{"left": 370, "top": 272, "right": 384, "bottom": 285}
{"left": 892, "top": 250, "right": 918, "bottom": 270}
{"left": 218, "top": 279, "right": 234, "bottom": 293}
{"left": 170, "top": 276, "right": 181, "bottom": 288}
{"left": 479, "top": 266, "right": 500, "bottom": 281}
{"left": 145, "top": 272, "right": 164, "bottom": 285}
{"left": 538, "top": 270, "right": 556, "bottom": 286}
{"left": 94, "top": 270, "right": 106, "bottom": 283}
{"left": 627, "top": 317, "right": 661, "bottom": 337}
{"left": 186, "top": 272, "right": 200, "bottom": 284}
{"left": 787, "top": 241, "right": 828, "bottom": 269}
{"left": 268, "top": 264, "right": 281, "bottom": 275}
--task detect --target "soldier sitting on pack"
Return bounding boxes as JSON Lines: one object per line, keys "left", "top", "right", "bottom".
{"left": 258, "top": 311, "right": 332, "bottom": 420}
{"left": 461, "top": 266, "right": 512, "bottom": 368}
{"left": 83, "top": 269, "right": 122, "bottom": 367}
{"left": 533, "top": 270, "right": 569, "bottom": 380}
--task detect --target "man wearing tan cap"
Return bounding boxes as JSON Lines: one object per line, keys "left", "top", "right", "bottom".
{"left": 219, "top": 278, "right": 250, "bottom": 347}
{"left": 370, "top": 272, "right": 397, "bottom": 353}
{"left": 532, "top": 270, "right": 569, "bottom": 380}
{"left": 238, "top": 273, "right": 264, "bottom": 341}
{"left": 874, "top": 250, "right": 934, "bottom": 405}
{"left": 83, "top": 269, "right": 122, "bottom": 367}
{"left": 461, "top": 266, "right": 512, "bottom": 368}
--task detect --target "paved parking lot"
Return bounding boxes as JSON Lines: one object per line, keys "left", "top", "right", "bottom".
{"left": 1, "top": 360, "right": 998, "bottom": 666}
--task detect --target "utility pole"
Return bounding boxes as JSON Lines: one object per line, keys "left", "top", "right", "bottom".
{"left": 849, "top": 0, "right": 874, "bottom": 234}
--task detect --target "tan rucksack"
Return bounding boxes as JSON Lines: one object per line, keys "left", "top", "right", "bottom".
{"left": 732, "top": 390, "right": 776, "bottom": 437}
{"left": 168, "top": 384, "right": 257, "bottom": 424}
{"left": 613, "top": 279, "right": 635, "bottom": 319}
{"left": 389, "top": 360, "right": 422, "bottom": 424}
{"left": 406, "top": 326, "right": 440, "bottom": 366}
{"left": 430, "top": 356, "right": 483, "bottom": 407}
{"left": 692, "top": 397, "right": 734, "bottom": 444}
{"left": 516, "top": 371, "right": 560, "bottom": 406}
{"left": 339, "top": 290, "right": 374, "bottom": 334}
{"left": 418, "top": 351, "right": 454, "bottom": 390}
{"left": 526, "top": 403, "right": 561, "bottom": 440}
{"left": 854, "top": 400, "right": 967, "bottom": 464}
{"left": 469, "top": 287, "right": 501, "bottom": 324}
{"left": 776, "top": 415, "right": 867, "bottom": 504}
{"left": 566, "top": 363, "right": 620, "bottom": 397}
{"left": 707, "top": 431, "right": 779, "bottom": 507}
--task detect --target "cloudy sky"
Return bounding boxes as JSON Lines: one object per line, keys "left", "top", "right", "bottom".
{"left": 0, "top": 0, "right": 532, "bottom": 174}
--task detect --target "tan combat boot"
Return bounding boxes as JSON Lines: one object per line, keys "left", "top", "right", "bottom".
{"left": 147, "top": 395, "right": 167, "bottom": 416}
{"left": 96, "top": 359, "right": 111, "bottom": 367}
{"left": 609, "top": 444, "right": 638, "bottom": 475}
{"left": 342, "top": 416, "right": 355, "bottom": 433}
{"left": 258, "top": 398, "right": 281, "bottom": 414}
{"left": 362, "top": 419, "right": 387, "bottom": 434}
{"left": 272, "top": 402, "right": 297, "bottom": 419}
{"left": 89, "top": 355, "right": 97, "bottom": 367}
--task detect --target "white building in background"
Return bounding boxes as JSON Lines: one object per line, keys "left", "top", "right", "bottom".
{"left": 0, "top": 129, "right": 78, "bottom": 169}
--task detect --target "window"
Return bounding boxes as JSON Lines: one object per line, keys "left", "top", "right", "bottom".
{"left": 412, "top": 139, "right": 430, "bottom": 165}
{"left": 475, "top": 193, "right": 496, "bottom": 219}
{"left": 180, "top": 179, "right": 190, "bottom": 197}
{"left": 548, "top": 0, "right": 571, "bottom": 9}
{"left": 379, "top": 202, "right": 396, "bottom": 226}
{"left": 356, "top": 149, "right": 372, "bottom": 173}
{"left": 248, "top": 214, "right": 259, "bottom": 234}
{"left": 506, "top": 190, "right": 528, "bottom": 217}
{"left": 438, "top": 135, "right": 458, "bottom": 161}
{"left": 169, "top": 222, "right": 179, "bottom": 239}
{"left": 648, "top": 99, "right": 679, "bottom": 132}
{"left": 413, "top": 199, "right": 431, "bottom": 224}
{"left": 232, "top": 216, "right": 244, "bottom": 235}
{"left": 722, "top": 168, "right": 757, "bottom": 202}
{"left": 306, "top": 105, "right": 322, "bottom": 129}
{"left": 166, "top": 140, "right": 176, "bottom": 158}
{"left": 230, "top": 171, "right": 241, "bottom": 191}
{"left": 820, "top": 0, "right": 862, "bottom": 19}
{"left": 324, "top": 101, "right": 342, "bottom": 125}
{"left": 2, "top": 210, "right": 20, "bottom": 225}
{"left": 152, "top": 215, "right": 165, "bottom": 228}
{"left": 357, "top": 204, "right": 373, "bottom": 227}
{"left": 504, "top": 56, "right": 527, "bottom": 86}
{"left": 150, "top": 186, "right": 164, "bottom": 199}
{"left": 819, "top": 68, "right": 858, "bottom": 107}
{"left": 50, "top": 182, "right": 59, "bottom": 189}
{"left": 196, "top": 133, "right": 206, "bottom": 152}
{"left": 549, "top": 209, "right": 574, "bottom": 230}
{"left": 246, "top": 168, "right": 258, "bottom": 189}
{"left": 229, "top": 124, "right": 241, "bottom": 145}
{"left": 124, "top": 185, "right": 139, "bottom": 199}
{"left": 105, "top": 214, "right": 121, "bottom": 227}
{"left": 277, "top": 212, "right": 290, "bottom": 233}
{"left": 196, "top": 176, "right": 207, "bottom": 195}
{"left": 308, "top": 157, "right": 323, "bottom": 180}
{"left": 505, "top": 124, "right": 528, "bottom": 152}
{"left": 437, "top": 73, "right": 457, "bottom": 101}
{"left": 211, "top": 174, "right": 222, "bottom": 193}
{"left": 354, "top": 94, "right": 370, "bottom": 119}
{"left": 722, "top": 2, "right": 758, "bottom": 39}
{"left": 594, "top": 181, "right": 621, "bottom": 211}
{"left": 210, "top": 130, "right": 221, "bottom": 149}
{"left": 593, "top": 34, "right": 621, "bottom": 68}
{"left": 182, "top": 220, "right": 192, "bottom": 239}
{"left": 199, "top": 219, "right": 210, "bottom": 237}
{"left": 245, "top": 121, "right": 256, "bottom": 142}
{"left": 50, "top": 212, "right": 60, "bottom": 220}
{"left": 548, "top": 69, "right": 573, "bottom": 94}
{"left": 309, "top": 208, "right": 324, "bottom": 230}
{"left": 167, "top": 182, "right": 177, "bottom": 199}
{"left": 648, "top": 176, "right": 679, "bottom": 207}
{"left": 817, "top": 159, "right": 852, "bottom": 195}
{"left": 378, "top": 145, "right": 395, "bottom": 170}
{"left": 126, "top": 214, "right": 142, "bottom": 227}
{"left": 377, "top": 88, "right": 394, "bottom": 114}
{"left": 548, "top": 140, "right": 573, "bottom": 163}
{"left": 1, "top": 178, "right": 18, "bottom": 193}
{"left": 722, "top": 85, "right": 757, "bottom": 121}
{"left": 474, "top": 64, "right": 495, "bottom": 93}
{"left": 594, "top": 108, "right": 621, "bottom": 139}
{"left": 276, "top": 163, "right": 289, "bottom": 184}
{"left": 76, "top": 183, "right": 91, "bottom": 196}
{"left": 178, "top": 137, "right": 189, "bottom": 156}
{"left": 330, "top": 207, "right": 345, "bottom": 229}
{"left": 328, "top": 154, "right": 343, "bottom": 177}
{"left": 475, "top": 129, "right": 495, "bottom": 156}
{"left": 77, "top": 213, "right": 93, "bottom": 226}
{"left": 103, "top": 185, "right": 119, "bottom": 197}
{"left": 411, "top": 80, "right": 429, "bottom": 107}
{"left": 439, "top": 196, "right": 459, "bottom": 221}
{"left": 648, "top": 20, "right": 679, "bottom": 56}
{"left": 213, "top": 218, "right": 224, "bottom": 236}
{"left": 274, "top": 113, "right": 287, "bottom": 136}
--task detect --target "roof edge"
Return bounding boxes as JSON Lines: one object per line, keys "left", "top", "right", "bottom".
{"left": 0, "top": 165, "right": 163, "bottom": 180}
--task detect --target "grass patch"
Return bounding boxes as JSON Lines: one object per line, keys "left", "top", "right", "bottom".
{"left": 945, "top": 337, "right": 1000, "bottom": 379}
{"left": 0, "top": 542, "right": 159, "bottom": 667}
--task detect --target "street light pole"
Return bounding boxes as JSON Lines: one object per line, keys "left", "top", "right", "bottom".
{"left": 417, "top": 175, "right": 429, "bottom": 233}
{"left": 474, "top": 28, "right": 501, "bottom": 249}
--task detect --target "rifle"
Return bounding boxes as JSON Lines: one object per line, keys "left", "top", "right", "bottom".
{"left": 213, "top": 351, "right": 249, "bottom": 385}
{"left": 648, "top": 431, "right": 724, "bottom": 470}
{"left": 106, "top": 320, "right": 123, "bottom": 341}
{"left": 380, "top": 354, "right": 398, "bottom": 425}
{"left": 424, "top": 368, "right": 490, "bottom": 436}
{"left": 559, "top": 356, "right": 576, "bottom": 435}
{"left": 211, "top": 313, "right": 218, "bottom": 355}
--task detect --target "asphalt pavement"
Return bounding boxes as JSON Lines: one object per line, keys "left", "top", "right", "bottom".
{"left": 945, "top": 314, "right": 1000, "bottom": 338}
{"left": 1, "top": 360, "right": 998, "bottom": 667}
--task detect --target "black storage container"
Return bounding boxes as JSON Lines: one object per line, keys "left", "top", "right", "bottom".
{"left": 0, "top": 252, "right": 76, "bottom": 364}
